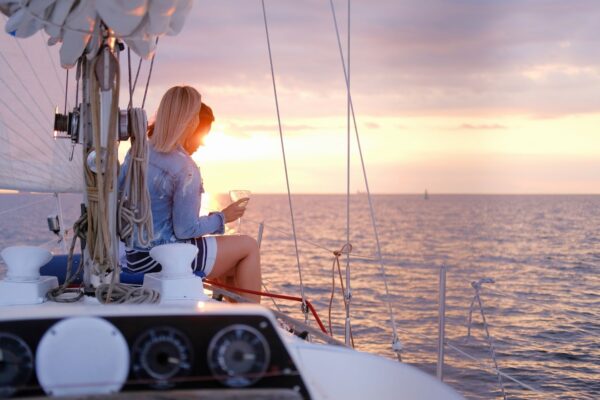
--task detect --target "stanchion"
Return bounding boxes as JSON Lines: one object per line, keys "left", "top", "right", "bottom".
{"left": 437, "top": 265, "right": 447, "bottom": 381}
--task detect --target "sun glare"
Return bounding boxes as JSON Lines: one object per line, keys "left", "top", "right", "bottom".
{"left": 192, "top": 129, "right": 276, "bottom": 163}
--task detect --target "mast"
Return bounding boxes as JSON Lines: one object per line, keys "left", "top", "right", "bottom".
{"left": 80, "top": 30, "right": 121, "bottom": 288}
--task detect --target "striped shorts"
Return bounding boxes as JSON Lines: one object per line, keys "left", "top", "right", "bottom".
{"left": 123, "top": 236, "right": 218, "bottom": 278}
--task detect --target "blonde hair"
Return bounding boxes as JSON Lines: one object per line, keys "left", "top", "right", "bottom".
{"left": 149, "top": 86, "right": 201, "bottom": 153}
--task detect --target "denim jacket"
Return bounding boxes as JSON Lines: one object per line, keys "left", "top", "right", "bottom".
{"left": 119, "top": 144, "right": 225, "bottom": 250}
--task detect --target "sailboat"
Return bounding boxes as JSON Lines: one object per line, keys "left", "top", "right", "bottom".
{"left": 0, "top": 1, "right": 464, "bottom": 398}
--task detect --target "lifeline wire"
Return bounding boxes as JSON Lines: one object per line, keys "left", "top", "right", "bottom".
{"left": 260, "top": 0, "right": 309, "bottom": 321}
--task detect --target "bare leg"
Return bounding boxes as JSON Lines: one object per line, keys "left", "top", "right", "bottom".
{"left": 209, "top": 235, "right": 261, "bottom": 303}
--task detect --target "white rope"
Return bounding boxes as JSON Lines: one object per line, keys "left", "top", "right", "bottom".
{"left": 118, "top": 108, "right": 153, "bottom": 247}
{"left": 260, "top": 0, "right": 309, "bottom": 321}
{"left": 328, "top": 0, "right": 402, "bottom": 353}
{"left": 85, "top": 48, "right": 120, "bottom": 278}
{"left": 95, "top": 283, "right": 160, "bottom": 304}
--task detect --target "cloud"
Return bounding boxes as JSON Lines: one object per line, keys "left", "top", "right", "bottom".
{"left": 140, "top": 0, "right": 600, "bottom": 119}
{"left": 459, "top": 123, "right": 507, "bottom": 130}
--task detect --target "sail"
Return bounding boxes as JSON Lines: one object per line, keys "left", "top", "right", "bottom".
{"left": 0, "top": 0, "right": 193, "bottom": 193}
{"left": 0, "top": 29, "right": 83, "bottom": 193}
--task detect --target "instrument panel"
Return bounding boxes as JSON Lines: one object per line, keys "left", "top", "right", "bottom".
{"left": 0, "top": 314, "right": 309, "bottom": 398}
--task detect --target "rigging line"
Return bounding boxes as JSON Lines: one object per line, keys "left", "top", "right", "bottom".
{"left": 261, "top": 0, "right": 308, "bottom": 316}
{"left": 127, "top": 47, "right": 133, "bottom": 108}
{"left": 130, "top": 56, "right": 143, "bottom": 107}
{"left": 64, "top": 69, "right": 69, "bottom": 114}
{"left": 0, "top": 106, "right": 71, "bottom": 164}
{"left": 0, "top": 164, "right": 70, "bottom": 184}
{"left": 12, "top": 37, "right": 57, "bottom": 110}
{"left": 0, "top": 143, "right": 79, "bottom": 187}
{"left": 141, "top": 38, "right": 159, "bottom": 109}
{"left": 38, "top": 30, "right": 66, "bottom": 95}
{"left": 0, "top": 197, "right": 52, "bottom": 216}
{"left": 0, "top": 98, "right": 62, "bottom": 157}
{"left": 0, "top": 77, "right": 71, "bottom": 160}
{"left": 0, "top": 170, "right": 77, "bottom": 192}
{"left": 328, "top": 0, "right": 401, "bottom": 346}
{"left": 343, "top": 0, "right": 353, "bottom": 347}
{"left": 0, "top": 48, "right": 54, "bottom": 125}
{"left": 0, "top": 76, "right": 54, "bottom": 141}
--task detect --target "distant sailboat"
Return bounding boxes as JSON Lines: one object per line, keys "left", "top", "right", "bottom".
{"left": 424, "top": 189, "right": 429, "bottom": 200}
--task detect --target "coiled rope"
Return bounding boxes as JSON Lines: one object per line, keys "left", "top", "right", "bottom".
{"left": 118, "top": 108, "right": 153, "bottom": 248}
{"left": 84, "top": 50, "right": 119, "bottom": 278}
{"left": 95, "top": 282, "right": 160, "bottom": 304}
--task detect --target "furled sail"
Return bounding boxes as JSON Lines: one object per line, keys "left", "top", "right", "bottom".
{"left": 0, "top": 0, "right": 193, "bottom": 193}
{"left": 0, "top": 0, "right": 193, "bottom": 67}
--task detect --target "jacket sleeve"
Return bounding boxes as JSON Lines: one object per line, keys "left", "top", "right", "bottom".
{"left": 118, "top": 151, "right": 130, "bottom": 195}
{"left": 172, "top": 161, "right": 225, "bottom": 239}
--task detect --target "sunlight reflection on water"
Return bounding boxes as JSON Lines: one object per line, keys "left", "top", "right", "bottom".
{"left": 1, "top": 193, "right": 599, "bottom": 399}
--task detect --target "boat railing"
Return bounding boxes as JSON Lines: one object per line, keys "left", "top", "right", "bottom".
{"left": 240, "top": 216, "right": 559, "bottom": 399}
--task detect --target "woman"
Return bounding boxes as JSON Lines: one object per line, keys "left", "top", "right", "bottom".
{"left": 120, "top": 86, "right": 261, "bottom": 303}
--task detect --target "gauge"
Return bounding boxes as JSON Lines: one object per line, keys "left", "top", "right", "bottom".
{"left": 131, "top": 327, "right": 193, "bottom": 389}
{"left": 0, "top": 333, "right": 34, "bottom": 397}
{"left": 207, "top": 324, "right": 270, "bottom": 388}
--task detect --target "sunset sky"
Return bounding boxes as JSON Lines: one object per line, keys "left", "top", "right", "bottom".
{"left": 129, "top": 0, "right": 600, "bottom": 194}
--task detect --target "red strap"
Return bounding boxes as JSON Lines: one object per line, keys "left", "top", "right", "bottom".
{"left": 204, "top": 278, "right": 329, "bottom": 335}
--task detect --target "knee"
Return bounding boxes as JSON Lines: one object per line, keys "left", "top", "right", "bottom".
{"left": 240, "top": 235, "right": 259, "bottom": 252}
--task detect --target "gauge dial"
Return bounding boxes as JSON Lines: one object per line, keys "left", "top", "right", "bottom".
{"left": 207, "top": 324, "right": 270, "bottom": 388}
{"left": 131, "top": 327, "right": 193, "bottom": 389}
{"left": 0, "top": 333, "right": 34, "bottom": 397}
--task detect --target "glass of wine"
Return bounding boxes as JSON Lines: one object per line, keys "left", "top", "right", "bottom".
{"left": 229, "top": 190, "right": 251, "bottom": 233}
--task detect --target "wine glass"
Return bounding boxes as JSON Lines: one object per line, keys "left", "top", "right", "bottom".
{"left": 229, "top": 190, "right": 251, "bottom": 233}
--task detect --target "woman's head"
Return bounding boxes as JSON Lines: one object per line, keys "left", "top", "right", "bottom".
{"left": 149, "top": 86, "right": 214, "bottom": 154}
{"left": 183, "top": 102, "right": 214, "bottom": 154}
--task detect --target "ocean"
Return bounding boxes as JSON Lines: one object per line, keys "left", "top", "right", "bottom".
{"left": 1, "top": 193, "right": 598, "bottom": 399}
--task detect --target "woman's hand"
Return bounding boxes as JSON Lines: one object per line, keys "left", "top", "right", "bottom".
{"left": 221, "top": 198, "right": 249, "bottom": 223}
